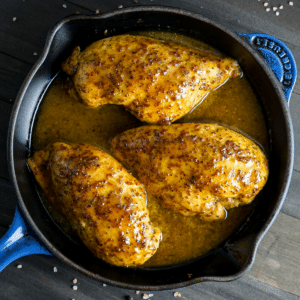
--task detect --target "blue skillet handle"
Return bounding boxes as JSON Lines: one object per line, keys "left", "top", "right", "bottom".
{"left": 0, "top": 206, "right": 52, "bottom": 272}
{"left": 237, "top": 32, "right": 297, "bottom": 105}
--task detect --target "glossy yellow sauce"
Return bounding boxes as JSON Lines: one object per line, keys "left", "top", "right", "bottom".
{"left": 31, "top": 32, "right": 268, "bottom": 268}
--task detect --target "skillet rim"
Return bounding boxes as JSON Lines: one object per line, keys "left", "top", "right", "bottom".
{"left": 7, "top": 6, "right": 294, "bottom": 290}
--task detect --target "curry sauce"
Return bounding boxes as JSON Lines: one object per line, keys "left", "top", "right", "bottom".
{"left": 31, "top": 32, "right": 268, "bottom": 268}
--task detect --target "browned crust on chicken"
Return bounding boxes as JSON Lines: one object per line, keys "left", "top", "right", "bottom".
{"left": 28, "top": 142, "right": 161, "bottom": 267}
{"left": 62, "top": 35, "right": 241, "bottom": 124}
{"left": 110, "top": 123, "right": 269, "bottom": 220}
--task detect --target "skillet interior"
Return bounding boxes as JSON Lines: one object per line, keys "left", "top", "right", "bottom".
{"left": 8, "top": 7, "right": 294, "bottom": 290}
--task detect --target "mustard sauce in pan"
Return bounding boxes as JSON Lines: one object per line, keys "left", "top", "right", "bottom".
{"left": 31, "top": 32, "right": 268, "bottom": 268}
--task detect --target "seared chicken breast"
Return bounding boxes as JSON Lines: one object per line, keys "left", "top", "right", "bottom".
{"left": 28, "top": 142, "right": 161, "bottom": 267}
{"left": 110, "top": 123, "right": 269, "bottom": 220}
{"left": 62, "top": 35, "right": 241, "bottom": 124}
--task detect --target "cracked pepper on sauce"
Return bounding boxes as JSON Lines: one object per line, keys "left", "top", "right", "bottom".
{"left": 31, "top": 31, "right": 269, "bottom": 268}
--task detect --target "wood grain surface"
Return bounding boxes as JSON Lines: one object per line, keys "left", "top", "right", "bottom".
{"left": 0, "top": 0, "right": 300, "bottom": 299}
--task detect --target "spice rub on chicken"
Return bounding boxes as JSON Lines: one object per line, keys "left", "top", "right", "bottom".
{"left": 110, "top": 123, "right": 269, "bottom": 220}
{"left": 27, "top": 142, "right": 161, "bottom": 267}
{"left": 62, "top": 35, "right": 241, "bottom": 124}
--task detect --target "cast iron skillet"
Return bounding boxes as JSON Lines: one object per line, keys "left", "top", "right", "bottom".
{"left": 5, "top": 6, "right": 297, "bottom": 290}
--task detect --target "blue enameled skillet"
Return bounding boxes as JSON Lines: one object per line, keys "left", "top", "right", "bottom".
{"left": 2, "top": 6, "right": 297, "bottom": 290}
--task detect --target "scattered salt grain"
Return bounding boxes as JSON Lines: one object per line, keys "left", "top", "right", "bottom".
{"left": 95, "top": 9, "right": 100, "bottom": 14}
{"left": 73, "top": 278, "right": 77, "bottom": 284}
{"left": 149, "top": 294, "right": 154, "bottom": 298}
{"left": 279, "top": 5, "right": 283, "bottom": 9}
{"left": 143, "top": 294, "right": 149, "bottom": 299}
{"left": 17, "top": 264, "right": 22, "bottom": 269}
{"left": 276, "top": 11, "right": 280, "bottom": 15}
{"left": 12, "top": 17, "right": 17, "bottom": 21}
{"left": 53, "top": 267, "right": 57, "bottom": 272}
{"left": 33, "top": 52, "right": 38, "bottom": 56}
{"left": 289, "top": 1, "right": 293, "bottom": 5}
{"left": 273, "top": 6, "right": 278, "bottom": 11}
{"left": 103, "top": 283, "right": 107, "bottom": 287}
{"left": 136, "top": 291, "right": 140, "bottom": 294}
{"left": 174, "top": 291, "right": 182, "bottom": 297}
{"left": 72, "top": 285, "right": 78, "bottom": 290}
{"left": 266, "top": 7, "right": 271, "bottom": 11}
{"left": 264, "top": 2, "right": 268, "bottom": 6}
{"left": 62, "top": 4, "right": 67, "bottom": 8}
{"left": 118, "top": 5, "right": 123, "bottom": 8}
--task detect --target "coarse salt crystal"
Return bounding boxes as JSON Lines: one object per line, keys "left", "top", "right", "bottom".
{"left": 136, "top": 291, "right": 140, "bottom": 294}
{"left": 103, "top": 284, "right": 107, "bottom": 287}
{"left": 264, "top": 2, "right": 268, "bottom": 6}
{"left": 174, "top": 291, "right": 182, "bottom": 297}
{"left": 289, "top": 1, "right": 293, "bottom": 5}
{"left": 73, "top": 278, "right": 77, "bottom": 284}
{"left": 118, "top": 5, "right": 123, "bottom": 8}
{"left": 273, "top": 7, "right": 277, "bottom": 11}
{"left": 53, "top": 267, "right": 57, "bottom": 272}
{"left": 95, "top": 9, "right": 100, "bottom": 14}
{"left": 73, "top": 285, "right": 78, "bottom": 290}
{"left": 266, "top": 7, "right": 270, "bottom": 11}
{"left": 17, "top": 264, "right": 22, "bottom": 269}
{"left": 62, "top": 4, "right": 67, "bottom": 8}
{"left": 12, "top": 17, "right": 17, "bottom": 21}
{"left": 276, "top": 11, "right": 280, "bottom": 15}
{"left": 143, "top": 294, "right": 149, "bottom": 299}
{"left": 279, "top": 5, "right": 283, "bottom": 9}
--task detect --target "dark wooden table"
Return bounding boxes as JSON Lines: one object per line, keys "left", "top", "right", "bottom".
{"left": 0, "top": 1, "right": 300, "bottom": 299}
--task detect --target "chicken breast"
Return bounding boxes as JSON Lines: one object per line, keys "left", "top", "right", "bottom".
{"left": 110, "top": 123, "right": 269, "bottom": 220}
{"left": 62, "top": 35, "right": 241, "bottom": 124}
{"left": 27, "top": 142, "right": 161, "bottom": 267}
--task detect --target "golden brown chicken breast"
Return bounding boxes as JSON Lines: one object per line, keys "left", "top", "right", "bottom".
{"left": 28, "top": 142, "right": 161, "bottom": 267}
{"left": 62, "top": 35, "right": 241, "bottom": 124}
{"left": 110, "top": 123, "right": 269, "bottom": 220}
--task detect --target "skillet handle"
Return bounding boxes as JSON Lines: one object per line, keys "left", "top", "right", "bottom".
{"left": 237, "top": 32, "right": 297, "bottom": 105}
{"left": 0, "top": 206, "right": 52, "bottom": 272}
